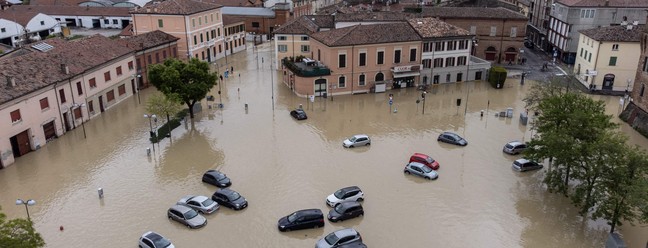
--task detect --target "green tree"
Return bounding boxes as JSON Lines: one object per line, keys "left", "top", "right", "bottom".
{"left": 148, "top": 58, "right": 217, "bottom": 119}
{"left": 145, "top": 92, "right": 183, "bottom": 135}
{"left": 0, "top": 206, "right": 45, "bottom": 248}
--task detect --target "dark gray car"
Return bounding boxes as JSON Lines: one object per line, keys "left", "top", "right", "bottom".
{"left": 167, "top": 204, "right": 207, "bottom": 229}
{"left": 316, "top": 228, "right": 363, "bottom": 248}
{"left": 437, "top": 132, "right": 467, "bottom": 146}
{"left": 211, "top": 188, "right": 248, "bottom": 210}
{"left": 328, "top": 201, "right": 364, "bottom": 222}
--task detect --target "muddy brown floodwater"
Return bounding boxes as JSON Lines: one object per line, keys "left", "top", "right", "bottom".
{"left": 1, "top": 43, "right": 647, "bottom": 248}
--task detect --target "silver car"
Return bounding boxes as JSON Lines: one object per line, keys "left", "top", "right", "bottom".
{"left": 512, "top": 158, "right": 543, "bottom": 172}
{"left": 343, "top": 134, "right": 371, "bottom": 148}
{"left": 316, "top": 228, "right": 363, "bottom": 248}
{"left": 177, "top": 195, "right": 219, "bottom": 214}
{"left": 167, "top": 204, "right": 207, "bottom": 229}
{"left": 404, "top": 162, "right": 439, "bottom": 180}
{"left": 503, "top": 141, "right": 527, "bottom": 155}
{"left": 138, "top": 231, "right": 175, "bottom": 248}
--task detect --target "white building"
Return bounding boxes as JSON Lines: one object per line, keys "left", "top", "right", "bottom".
{"left": 0, "top": 10, "right": 61, "bottom": 47}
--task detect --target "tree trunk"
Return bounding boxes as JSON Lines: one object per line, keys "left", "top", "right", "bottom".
{"left": 187, "top": 102, "right": 195, "bottom": 118}
{"left": 563, "top": 166, "right": 571, "bottom": 195}
{"left": 610, "top": 199, "right": 622, "bottom": 233}
{"left": 582, "top": 174, "right": 598, "bottom": 215}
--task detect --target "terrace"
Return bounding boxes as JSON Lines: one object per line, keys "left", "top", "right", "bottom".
{"left": 282, "top": 57, "right": 331, "bottom": 77}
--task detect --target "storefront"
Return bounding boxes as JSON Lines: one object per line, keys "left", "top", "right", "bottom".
{"left": 392, "top": 65, "right": 421, "bottom": 89}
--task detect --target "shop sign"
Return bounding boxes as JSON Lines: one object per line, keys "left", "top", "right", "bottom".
{"left": 393, "top": 65, "right": 421, "bottom": 73}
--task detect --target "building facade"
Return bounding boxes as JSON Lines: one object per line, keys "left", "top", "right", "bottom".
{"left": 222, "top": 16, "right": 247, "bottom": 56}
{"left": 4, "top": 5, "right": 131, "bottom": 30}
{"left": 0, "top": 10, "right": 61, "bottom": 47}
{"left": 526, "top": 0, "right": 552, "bottom": 51}
{"left": 118, "top": 30, "right": 180, "bottom": 89}
{"left": 273, "top": 15, "right": 334, "bottom": 70}
{"left": 621, "top": 19, "right": 648, "bottom": 136}
{"left": 573, "top": 25, "right": 641, "bottom": 92}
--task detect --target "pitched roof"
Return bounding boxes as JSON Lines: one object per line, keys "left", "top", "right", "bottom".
{"left": 222, "top": 15, "right": 244, "bottom": 25}
{"left": 421, "top": 7, "right": 527, "bottom": 20}
{"left": 334, "top": 11, "right": 421, "bottom": 22}
{"left": 28, "top": 0, "right": 84, "bottom": 6}
{"left": 310, "top": 23, "right": 420, "bottom": 47}
{"left": 408, "top": 17, "right": 470, "bottom": 38}
{"left": 119, "top": 23, "right": 133, "bottom": 37}
{"left": 131, "top": 0, "right": 221, "bottom": 15}
{"left": 273, "top": 15, "right": 320, "bottom": 34}
{"left": 0, "top": 35, "right": 133, "bottom": 105}
{"left": 118, "top": 30, "right": 180, "bottom": 51}
{"left": 556, "top": 0, "right": 648, "bottom": 7}
{"left": 0, "top": 7, "right": 41, "bottom": 26}
{"left": 5, "top": 4, "right": 131, "bottom": 17}
{"left": 579, "top": 25, "right": 643, "bottom": 42}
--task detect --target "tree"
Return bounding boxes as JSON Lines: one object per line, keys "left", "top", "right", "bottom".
{"left": 148, "top": 58, "right": 217, "bottom": 119}
{"left": 146, "top": 92, "right": 183, "bottom": 136}
{"left": 0, "top": 206, "right": 45, "bottom": 248}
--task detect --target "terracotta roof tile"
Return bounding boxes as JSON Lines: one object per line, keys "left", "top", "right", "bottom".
{"left": 0, "top": 35, "right": 133, "bottom": 105}
{"left": 29, "top": 0, "right": 85, "bottom": 6}
{"left": 421, "top": 7, "right": 527, "bottom": 20}
{"left": 310, "top": 22, "right": 420, "bottom": 47}
{"left": 131, "top": 0, "right": 222, "bottom": 15}
{"left": 334, "top": 11, "right": 421, "bottom": 22}
{"left": 4, "top": 4, "right": 131, "bottom": 17}
{"left": 222, "top": 14, "right": 245, "bottom": 25}
{"left": 118, "top": 30, "right": 179, "bottom": 51}
{"left": 556, "top": 0, "right": 648, "bottom": 7}
{"left": 0, "top": 7, "right": 40, "bottom": 26}
{"left": 580, "top": 25, "right": 643, "bottom": 42}
{"left": 274, "top": 15, "right": 335, "bottom": 35}
{"left": 408, "top": 17, "right": 470, "bottom": 38}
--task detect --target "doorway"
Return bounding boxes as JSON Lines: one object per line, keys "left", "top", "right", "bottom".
{"left": 10, "top": 130, "right": 31, "bottom": 158}
{"left": 63, "top": 111, "right": 71, "bottom": 132}
{"left": 475, "top": 71, "right": 483, "bottom": 80}
{"left": 314, "top": 79, "right": 327, "bottom": 96}
{"left": 42, "top": 121, "right": 56, "bottom": 141}
{"left": 485, "top": 46, "right": 497, "bottom": 61}
{"left": 99, "top": 96, "right": 105, "bottom": 112}
{"left": 602, "top": 74, "right": 615, "bottom": 90}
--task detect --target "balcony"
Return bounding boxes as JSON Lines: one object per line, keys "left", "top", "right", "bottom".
{"left": 282, "top": 57, "right": 331, "bottom": 77}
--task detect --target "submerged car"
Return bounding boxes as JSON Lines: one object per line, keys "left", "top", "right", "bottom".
{"left": 409, "top": 153, "right": 440, "bottom": 170}
{"left": 326, "top": 186, "right": 364, "bottom": 207}
{"left": 167, "top": 204, "right": 207, "bottom": 229}
{"left": 177, "top": 195, "right": 219, "bottom": 214}
{"left": 211, "top": 188, "right": 248, "bottom": 210}
{"left": 316, "top": 228, "right": 363, "bottom": 248}
{"left": 437, "top": 132, "right": 467, "bottom": 146}
{"left": 343, "top": 134, "right": 371, "bottom": 148}
{"left": 503, "top": 141, "right": 527, "bottom": 155}
{"left": 202, "top": 170, "right": 232, "bottom": 188}
{"left": 327, "top": 201, "right": 364, "bottom": 222}
{"left": 138, "top": 231, "right": 175, "bottom": 248}
{"left": 512, "top": 158, "right": 543, "bottom": 172}
{"left": 404, "top": 162, "right": 439, "bottom": 180}
{"left": 290, "top": 109, "right": 308, "bottom": 120}
{"left": 277, "top": 209, "right": 324, "bottom": 231}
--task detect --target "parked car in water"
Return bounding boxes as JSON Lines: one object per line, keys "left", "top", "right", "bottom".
{"left": 327, "top": 201, "right": 364, "bottom": 222}
{"left": 177, "top": 195, "right": 219, "bottom": 214}
{"left": 316, "top": 228, "right": 363, "bottom": 248}
{"left": 343, "top": 134, "right": 371, "bottom": 148}
{"left": 404, "top": 162, "right": 439, "bottom": 180}
{"left": 336, "top": 242, "right": 367, "bottom": 248}
{"left": 167, "top": 204, "right": 207, "bottom": 229}
{"left": 326, "top": 186, "right": 364, "bottom": 207}
{"left": 138, "top": 231, "right": 175, "bottom": 248}
{"left": 211, "top": 188, "right": 248, "bottom": 210}
{"left": 202, "top": 170, "right": 232, "bottom": 188}
{"left": 512, "top": 159, "right": 543, "bottom": 172}
{"left": 437, "top": 132, "right": 467, "bottom": 146}
{"left": 277, "top": 209, "right": 324, "bottom": 231}
{"left": 503, "top": 141, "right": 527, "bottom": 155}
{"left": 409, "top": 153, "right": 440, "bottom": 170}
{"left": 290, "top": 109, "right": 308, "bottom": 120}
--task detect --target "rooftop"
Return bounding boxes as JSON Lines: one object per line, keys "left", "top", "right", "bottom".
{"left": 407, "top": 17, "right": 470, "bottom": 38}
{"left": 579, "top": 25, "right": 643, "bottom": 42}
{"left": 310, "top": 22, "right": 420, "bottom": 47}
{"left": 556, "top": 0, "right": 648, "bottom": 7}
{"left": 421, "top": 7, "right": 527, "bottom": 20}
{"left": 3, "top": 4, "right": 131, "bottom": 17}
{"left": 221, "top": 6, "right": 274, "bottom": 17}
{"left": 273, "top": 15, "right": 334, "bottom": 35}
{"left": 118, "top": 30, "right": 180, "bottom": 51}
{"left": 333, "top": 11, "right": 421, "bottom": 22}
{"left": 131, "top": 0, "right": 221, "bottom": 15}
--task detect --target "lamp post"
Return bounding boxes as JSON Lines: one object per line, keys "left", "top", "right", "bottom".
{"left": 144, "top": 114, "right": 157, "bottom": 152}
{"left": 72, "top": 103, "right": 87, "bottom": 139}
{"left": 16, "top": 199, "right": 36, "bottom": 222}
{"left": 421, "top": 91, "right": 427, "bottom": 114}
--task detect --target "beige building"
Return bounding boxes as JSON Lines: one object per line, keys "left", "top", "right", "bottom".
{"left": 131, "top": 0, "right": 225, "bottom": 62}
{"left": 272, "top": 15, "right": 334, "bottom": 70}
{"left": 574, "top": 25, "right": 642, "bottom": 92}
{"left": 222, "top": 16, "right": 247, "bottom": 57}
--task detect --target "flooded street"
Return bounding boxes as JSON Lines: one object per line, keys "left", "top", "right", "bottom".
{"left": 1, "top": 42, "right": 647, "bottom": 248}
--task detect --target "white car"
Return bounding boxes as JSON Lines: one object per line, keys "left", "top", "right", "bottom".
{"left": 177, "top": 195, "right": 219, "bottom": 214}
{"left": 342, "top": 134, "right": 371, "bottom": 148}
{"left": 326, "top": 186, "right": 364, "bottom": 207}
{"left": 138, "top": 231, "right": 175, "bottom": 248}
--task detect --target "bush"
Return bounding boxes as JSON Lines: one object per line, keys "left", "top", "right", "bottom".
{"left": 488, "top": 66, "right": 507, "bottom": 89}
{"left": 149, "top": 108, "right": 189, "bottom": 143}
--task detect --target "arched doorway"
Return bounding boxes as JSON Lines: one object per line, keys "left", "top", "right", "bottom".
{"left": 485, "top": 46, "right": 497, "bottom": 61}
{"left": 375, "top": 72, "right": 384, "bottom": 82}
{"left": 314, "top": 78, "right": 327, "bottom": 96}
{"left": 504, "top": 47, "right": 518, "bottom": 63}
{"left": 602, "top": 74, "right": 615, "bottom": 90}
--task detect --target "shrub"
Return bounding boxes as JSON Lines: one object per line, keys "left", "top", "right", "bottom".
{"left": 488, "top": 66, "right": 507, "bottom": 89}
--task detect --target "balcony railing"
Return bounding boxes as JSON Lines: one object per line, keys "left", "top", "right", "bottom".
{"left": 282, "top": 57, "right": 331, "bottom": 77}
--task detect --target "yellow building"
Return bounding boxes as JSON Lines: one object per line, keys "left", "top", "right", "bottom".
{"left": 272, "top": 15, "right": 334, "bottom": 70}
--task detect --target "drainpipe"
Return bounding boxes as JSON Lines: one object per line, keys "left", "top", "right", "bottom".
{"left": 591, "top": 41, "right": 601, "bottom": 89}
{"left": 184, "top": 16, "right": 191, "bottom": 60}
{"left": 68, "top": 78, "right": 77, "bottom": 129}
{"left": 53, "top": 81, "right": 65, "bottom": 133}
{"left": 351, "top": 45, "right": 354, "bottom": 94}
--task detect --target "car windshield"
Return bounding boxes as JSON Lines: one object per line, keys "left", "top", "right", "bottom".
{"left": 149, "top": 234, "right": 172, "bottom": 248}
{"left": 185, "top": 209, "right": 198, "bottom": 219}
{"left": 333, "top": 189, "right": 345, "bottom": 199}
{"left": 201, "top": 198, "right": 215, "bottom": 207}
{"left": 215, "top": 173, "right": 226, "bottom": 180}
{"left": 505, "top": 144, "right": 514, "bottom": 149}
{"left": 228, "top": 192, "right": 241, "bottom": 201}
{"left": 348, "top": 136, "right": 357, "bottom": 142}
{"left": 334, "top": 204, "right": 346, "bottom": 213}
{"left": 421, "top": 165, "right": 433, "bottom": 173}
{"left": 287, "top": 212, "right": 298, "bottom": 223}
{"left": 324, "top": 232, "right": 340, "bottom": 245}
{"left": 425, "top": 157, "right": 434, "bottom": 163}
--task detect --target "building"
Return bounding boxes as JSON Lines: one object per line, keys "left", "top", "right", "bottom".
{"left": 0, "top": 7, "right": 62, "bottom": 47}
{"left": 118, "top": 30, "right": 180, "bottom": 89}
{"left": 79, "top": 0, "right": 150, "bottom": 8}
{"left": 282, "top": 22, "right": 421, "bottom": 97}
{"left": 408, "top": 17, "right": 490, "bottom": 85}
{"left": 4, "top": 5, "right": 132, "bottom": 29}
{"left": 573, "top": 25, "right": 642, "bottom": 92}
{"left": 293, "top": 0, "right": 314, "bottom": 17}
{"left": 0, "top": 35, "right": 136, "bottom": 168}
{"left": 221, "top": 4, "right": 290, "bottom": 39}
{"left": 548, "top": 0, "right": 648, "bottom": 64}
{"left": 273, "top": 14, "right": 334, "bottom": 69}
{"left": 621, "top": 18, "right": 648, "bottom": 138}
{"left": 222, "top": 16, "right": 247, "bottom": 57}
{"left": 131, "top": 0, "right": 225, "bottom": 62}
{"left": 527, "top": 0, "right": 553, "bottom": 51}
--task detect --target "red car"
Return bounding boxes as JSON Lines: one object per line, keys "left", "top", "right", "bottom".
{"left": 409, "top": 153, "right": 440, "bottom": 170}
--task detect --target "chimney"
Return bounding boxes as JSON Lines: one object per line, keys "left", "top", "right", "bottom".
{"left": 627, "top": 25, "right": 633, "bottom": 30}
{"left": 61, "top": 64, "right": 69, "bottom": 74}
{"left": 146, "top": 7, "right": 151, "bottom": 12}
{"left": 6, "top": 76, "right": 16, "bottom": 87}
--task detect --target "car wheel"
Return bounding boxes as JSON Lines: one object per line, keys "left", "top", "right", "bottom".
{"left": 349, "top": 145, "right": 354, "bottom": 148}
{"left": 366, "top": 142, "right": 370, "bottom": 146}
{"left": 404, "top": 170, "right": 410, "bottom": 174}
{"left": 186, "top": 224, "right": 191, "bottom": 228}
{"left": 167, "top": 215, "right": 172, "bottom": 219}
{"left": 357, "top": 198, "right": 364, "bottom": 202}
{"left": 285, "top": 228, "right": 291, "bottom": 232}
{"left": 425, "top": 176, "right": 430, "bottom": 180}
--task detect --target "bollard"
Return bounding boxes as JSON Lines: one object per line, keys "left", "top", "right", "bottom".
{"left": 393, "top": 107, "right": 398, "bottom": 113}
{"left": 481, "top": 110, "right": 484, "bottom": 117}
{"left": 146, "top": 147, "right": 151, "bottom": 156}
{"left": 98, "top": 188, "right": 104, "bottom": 199}
{"left": 299, "top": 104, "right": 303, "bottom": 110}
{"left": 245, "top": 103, "right": 248, "bottom": 110}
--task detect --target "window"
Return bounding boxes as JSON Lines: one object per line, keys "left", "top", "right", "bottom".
{"left": 612, "top": 44, "right": 619, "bottom": 51}
{"left": 41, "top": 20, "right": 45, "bottom": 25}
{"left": 338, "top": 76, "right": 346, "bottom": 88}
{"left": 158, "top": 19, "right": 163, "bottom": 28}
{"left": 447, "top": 41, "right": 456, "bottom": 51}
{"left": 301, "top": 36, "right": 309, "bottom": 41}
{"left": 643, "top": 57, "right": 648, "bottom": 72}
{"left": 40, "top": 98, "right": 49, "bottom": 110}
{"left": 199, "top": 17, "right": 202, "bottom": 26}
{"left": 434, "top": 42, "right": 444, "bottom": 51}
{"left": 359, "top": 53, "right": 366, "bottom": 66}
{"left": 359, "top": 74, "right": 366, "bottom": 86}
{"left": 458, "top": 40, "right": 468, "bottom": 50}
{"left": 148, "top": 55, "right": 152, "bottom": 64}
{"left": 377, "top": 51, "right": 384, "bottom": 64}
{"left": 118, "top": 84, "right": 126, "bottom": 96}
{"left": 217, "top": 28, "right": 221, "bottom": 37}
{"left": 588, "top": 53, "right": 592, "bottom": 62}
{"left": 301, "top": 45, "right": 310, "bottom": 52}
{"left": 394, "top": 50, "right": 401, "bottom": 63}
{"left": 1, "top": 28, "right": 5, "bottom": 33}
{"left": 89, "top": 78, "right": 96, "bottom": 88}
{"left": 193, "top": 35, "right": 197, "bottom": 45}
{"left": 104, "top": 71, "right": 111, "bottom": 81}
{"left": 277, "top": 36, "right": 287, "bottom": 40}
{"left": 116, "top": 66, "right": 122, "bottom": 76}
{"left": 252, "top": 22, "right": 260, "bottom": 28}
{"left": 112, "top": 19, "right": 118, "bottom": 24}
{"left": 446, "top": 74, "right": 451, "bottom": 82}
{"left": 74, "top": 108, "right": 82, "bottom": 119}
{"left": 422, "top": 59, "right": 431, "bottom": 68}
{"left": 609, "top": 56, "right": 617, "bottom": 66}
{"left": 510, "top": 27, "right": 517, "bottom": 37}
{"left": 211, "top": 14, "right": 213, "bottom": 22}
{"left": 163, "top": 50, "right": 167, "bottom": 59}
{"left": 278, "top": 45, "right": 287, "bottom": 52}
{"left": 457, "top": 56, "right": 467, "bottom": 66}
{"left": 192, "top": 18, "right": 195, "bottom": 27}
{"left": 10, "top": 110, "right": 21, "bottom": 123}
{"left": 433, "top": 58, "right": 444, "bottom": 68}
{"left": 200, "top": 33, "right": 204, "bottom": 43}
{"left": 445, "top": 57, "right": 455, "bottom": 67}
{"left": 106, "top": 90, "right": 115, "bottom": 102}
{"left": 423, "top": 42, "right": 430, "bottom": 52}
{"left": 641, "top": 84, "right": 645, "bottom": 97}
{"left": 580, "top": 48, "right": 583, "bottom": 57}
{"left": 76, "top": 82, "right": 83, "bottom": 95}
{"left": 490, "top": 26, "right": 497, "bottom": 36}
{"left": 410, "top": 48, "right": 417, "bottom": 62}
{"left": 128, "top": 61, "right": 134, "bottom": 70}
{"left": 59, "top": 89, "right": 66, "bottom": 103}
{"left": 88, "top": 100, "right": 94, "bottom": 113}
{"left": 339, "top": 54, "right": 346, "bottom": 68}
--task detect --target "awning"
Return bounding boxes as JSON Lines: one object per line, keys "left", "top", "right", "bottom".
{"left": 393, "top": 71, "right": 420, "bottom": 78}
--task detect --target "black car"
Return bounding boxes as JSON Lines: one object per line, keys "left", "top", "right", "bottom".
{"left": 278, "top": 209, "right": 324, "bottom": 232}
{"left": 437, "top": 132, "right": 468, "bottom": 146}
{"left": 290, "top": 109, "right": 307, "bottom": 120}
{"left": 202, "top": 170, "right": 232, "bottom": 188}
{"left": 211, "top": 189, "right": 247, "bottom": 210}
{"left": 327, "top": 201, "right": 364, "bottom": 222}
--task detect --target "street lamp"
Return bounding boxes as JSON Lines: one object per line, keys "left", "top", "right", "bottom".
{"left": 72, "top": 103, "right": 87, "bottom": 139}
{"left": 16, "top": 199, "right": 36, "bottom": 222}
{"left": 144, "top": 114, "right": 157, "bottom": 152}
{"left": 421, "top": 91, "right": 427, "bottom": 114}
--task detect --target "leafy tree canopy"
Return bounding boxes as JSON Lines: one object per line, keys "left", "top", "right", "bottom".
{"left": 0, "top": 206, "right": 45, "bottom": 248}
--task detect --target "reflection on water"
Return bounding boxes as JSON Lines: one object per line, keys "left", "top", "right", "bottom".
{"left": 0, "top": 43, "right": 646, "bottom": 248}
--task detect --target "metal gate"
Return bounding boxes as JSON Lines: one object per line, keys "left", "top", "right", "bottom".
{"left": 314, "top": 79, "right": 327, "bottom": 97}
